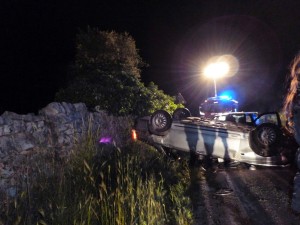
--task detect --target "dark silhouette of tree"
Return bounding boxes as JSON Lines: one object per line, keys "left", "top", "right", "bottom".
{"left": 55, "top": 27, "right": 182, "bottom": 116}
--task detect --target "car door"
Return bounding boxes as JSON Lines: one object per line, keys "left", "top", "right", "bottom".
{"left": 254, "top": 112, "right": 282, "bottom": 127}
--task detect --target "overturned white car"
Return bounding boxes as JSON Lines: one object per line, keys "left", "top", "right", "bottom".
{"left": 133, "top": 108, "right": 298, "bottom": 166}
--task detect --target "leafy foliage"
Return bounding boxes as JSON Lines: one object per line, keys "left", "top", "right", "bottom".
{"left": 74, "top": 27, "right": 144, "bottom": 78}
{"left": 55, "top": 27, "right": 183, "bottom": 116}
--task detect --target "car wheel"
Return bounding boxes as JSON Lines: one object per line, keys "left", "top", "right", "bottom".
{"left": 172, "top": 108, "right": 191, "bottom": 121}
{"left": 149, "top": 110, "right": 172, "bottom": 135}
{"left": 249, "top": 123, "right": 282, "bottom": 156}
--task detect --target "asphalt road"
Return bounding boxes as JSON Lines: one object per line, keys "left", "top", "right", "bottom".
{"left": 189, "top": 164, "right": 300, "bottom": 225}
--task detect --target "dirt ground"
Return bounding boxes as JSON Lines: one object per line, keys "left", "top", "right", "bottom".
{"left": 189, "top": 163, "right": 300, "bottom": 225}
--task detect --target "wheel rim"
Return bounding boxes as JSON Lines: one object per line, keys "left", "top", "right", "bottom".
{"left": 153, "top": 113, "right": 167, "bottom": 130}
{"left": 258, "top": 127, "right": 277, "bottom": 146}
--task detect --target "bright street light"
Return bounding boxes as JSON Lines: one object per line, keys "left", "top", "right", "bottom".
{"left": 204, "top": 62, "right": 229, "bottom": 79}
{"left": 203, "top": 56, "right": 234, "bottom": 97}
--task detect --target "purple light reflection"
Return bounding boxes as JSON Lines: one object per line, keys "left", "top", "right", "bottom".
{"left": 99, "top": 136, "right": 112, "bottom": 144}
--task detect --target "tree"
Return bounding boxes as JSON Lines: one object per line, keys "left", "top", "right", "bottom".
{"left": 74, "top": 27, "right": 144, "bottom": 78}
{"left": 55, "top": 27, "right": 183, "bottom": 116}
{"left": 145, "top": 82, "right": 181, "bottom": 114}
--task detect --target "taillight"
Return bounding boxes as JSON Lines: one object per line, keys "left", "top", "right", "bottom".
{"left": 131, "top": 129, "right": 137, "bottom": 141}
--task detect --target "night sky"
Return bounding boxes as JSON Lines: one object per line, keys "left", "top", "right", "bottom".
{"left": 2, "top": 0, "right": 300, "bottom": 115}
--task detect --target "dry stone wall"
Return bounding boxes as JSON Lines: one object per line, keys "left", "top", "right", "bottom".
{"left": 0, "top": 102, "right": 133, "bottom": 196}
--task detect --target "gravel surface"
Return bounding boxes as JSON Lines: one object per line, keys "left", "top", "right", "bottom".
{"left": 189, "top": 164, "right": 300, "bottom": 225}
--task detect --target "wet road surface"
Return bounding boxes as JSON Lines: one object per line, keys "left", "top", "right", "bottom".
{"left": 190, "top": 164, "right": 300, "bottom": 225}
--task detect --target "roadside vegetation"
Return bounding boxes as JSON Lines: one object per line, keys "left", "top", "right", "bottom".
{"left": 55, "top": 27, "right": 183, "bottom": 116}
{"left": 0, "top": 137, "right": 193, "bottom": 224}
{"left": 0, "top": 28, "right": 193, "bottom": 224}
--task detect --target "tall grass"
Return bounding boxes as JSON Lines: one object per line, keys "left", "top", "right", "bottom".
{"left": 0, "top": 138, "right": 193, "bottom": 225}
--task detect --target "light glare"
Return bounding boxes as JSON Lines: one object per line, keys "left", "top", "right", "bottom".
{"left": 202, "top": 55, "right": 238, "bottom": 97}
{"left": 204, "top": 62, "right": 229, "bottom": 78}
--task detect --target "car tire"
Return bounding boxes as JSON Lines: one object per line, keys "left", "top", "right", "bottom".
{"left": 172, "top": 108, "right": 191, "bottom": 121}
{"left": 249, "top": 123, "right": 282, "bottom": 157}
{"left": 149, "top": 110, "right": 172, "bottom": 135}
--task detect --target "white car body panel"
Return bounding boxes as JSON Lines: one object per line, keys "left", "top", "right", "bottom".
{"left": 135, "top": 112, "right": 297, "bottom": 166}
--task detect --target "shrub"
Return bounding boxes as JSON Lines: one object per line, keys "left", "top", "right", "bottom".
{"left": 55, "top": 28, "right": 183, "bottom": 116}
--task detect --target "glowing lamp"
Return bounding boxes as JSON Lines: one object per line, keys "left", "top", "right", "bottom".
{"left": 204, "top": 61, "right": 229, "bottom": 97}
{"left": 202, "top": 54, "right": 239, "bottom": 97}
{"left": 204, "top": 62, "right": 229, "bottom": 79}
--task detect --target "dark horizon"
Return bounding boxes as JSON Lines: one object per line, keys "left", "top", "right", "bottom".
{"left": 1, "top": 0, "right": 300, "bottom": 115}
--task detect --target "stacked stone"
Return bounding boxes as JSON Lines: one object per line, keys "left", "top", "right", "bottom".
{"left": 0, "top": 102, "right": 133, "bottom": 197}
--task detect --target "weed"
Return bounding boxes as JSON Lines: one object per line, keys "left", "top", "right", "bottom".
{"left": 0, "top": 128, "right": 193, "bottom": 225}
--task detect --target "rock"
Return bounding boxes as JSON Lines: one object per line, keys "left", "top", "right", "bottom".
{"left": 0, "top": 101, "right": 133, "bottom": 198}
{"left": 39, "top": 102, "right": 62, "bottom": 117}
{"left": 6, "top": 187, "right": 17, "bottom": 197}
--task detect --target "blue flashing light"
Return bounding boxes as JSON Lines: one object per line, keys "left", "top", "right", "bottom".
{"left": 219, "top": 95, "right": 231, "bottom": 100}
{"left": 219, "top": 90, "right": 236, "bottom": 100}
